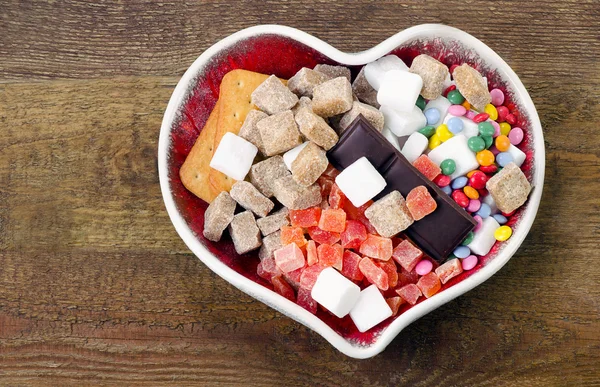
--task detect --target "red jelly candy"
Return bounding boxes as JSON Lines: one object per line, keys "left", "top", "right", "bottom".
{"left": 328, "top": 183, "right": 347, "bottom": 209}
{"left": 397, "top": 268, "right": 420, "bottom": 287}
{"left": 283, "top": 266, "right": 304, "bottom": 289}
{"left": 322, "top": 164, "right": 340, "bottom": 179}
{"left": 473, "top": 112, "right": 489, "bottom": 123}
{"left": 469, "top": 170, "right": 488, "bottom": 189}
{"left": 290, "top": 207, "right": 321, "bottom": 228}
{"left": 434, "top": 258, "right": 463, "bottom": 284}
{"left": 306, "top": 240, "right": 318, "bottom": 266}
{"left": 386, "top": 296, "right": 404, "bottom": 316}
{"left": 359, "top": 234, "right": 393, "bottom": 261}
{"left": 358, "top": 257, "right": 389, "bottom": 291}
{"left": 299, "top": 263, "right": 325, "bottom": 290}
{"left": 316, "top": 243, "right": 343, "bottom": 270}
{"left": 297, "top": 287, "right": 317, "bottom": 314}
{"left": 412, "top": 155, "right": 441, "bottom": 181}
{"left": 341, "top": 250, "right": 364, "bottom": 281}
{"left": 274, "top": 243, "right": 306, "bottom": 273}
{"left": 392, "top": 239, "right": 424, "bottom": 272}
{"left": 340, "top": 220, "right": 368, "bottom": 249}
{"left": 318, "top": 176, "right": 334, "bottom": 198}
{"left": 496, "top": 106, "right": 509, "bottom": 122}
{"left": 375, "top": 259, "right": 399, "bottom": 289}
{"left": 318, "top": 208, "right": 347, "bottom": 233}
{"left": 417, "top": 272, "right": 442, "bottom": 298}
{"left": 307, "top": 226, "right": 340, "bottom": 245}
{"left": 433, "top": 174, "right": 451, "bottom": 187}
{"left": 396, "top": 283, "right": 422, "bottom": 305}
{"left": 280, "top": 226, "right": 307, "bottom": 247}
{"left": 271, "top": 275, "right": 296, "bottom": 301}
{"left": 257, "top": 256, "right": 282, "bottom": 281}
{"left": 451, "top": 190, "right": 469, "bottom": 208}
{"left": 406, "top": 185, "right": 437, "bottom": 220}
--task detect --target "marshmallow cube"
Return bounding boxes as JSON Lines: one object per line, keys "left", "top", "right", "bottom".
{"left": 349, "top": 285, "right": 393, "bottom": 333}
{"left": 364, "top": 55, "right": 409, "bottom": 91}
{"left": 210, "top": 132, "right": 258, "bottom": 181}
{"left": 507, "top": 144, "right": 526, "bottom": 167}
{"left": 283, "top": 141, "right": 310, "bottom": 170}
{"left": 424, "top": 96, "right": 452, "bottom": 127}
{"left": 382, "top": 126, "right": 401, "bottom": 151}
{"left": 335, "top": 157, "right": 387, "bottom": 207}
{"left": 427, "top": 135, "right": 480, "bottom": 179}
{"left": 468, "top": 216, "right": 500, "bottom": 256}
{"left": 443, "top": 114, "right": 480, "bottom": 138}
{"left": 311, "top": 267, "right": 361, "bottom": 318}
{"left": 401, "top": 132, "right": 429, "bottom": 163}
{"left": 380, "top": 105, "right": 427, "bottom": 137}
{"left": 377, "top": 70, "right": 423, "bottom": 113}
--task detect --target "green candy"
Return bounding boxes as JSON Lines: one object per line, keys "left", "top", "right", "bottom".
{"left": 416, "top": 95, "right": 426, "bottom": 110}
{"left": 440, "top": 159, "right": 456, "bottom": 176}
{"left": 418, "top": 125, "right": 436, "bottom": 138}
{"left": 482, "top": 134, "right": 494, "bottom": 149}
{"left": 467, "top": 136, "right": 485, "bottom": 152}
{"left": 478, "top": 121, "right": 495, "bottom": 137}
{"left": 447, "top": 89, "right": 465, "bottom": 105}
{"left": 461, "top": 231, "right": 475, "bottom": 246}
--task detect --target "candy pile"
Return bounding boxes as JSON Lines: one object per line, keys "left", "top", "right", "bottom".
{"left": 190, "top": 54, "right": 532, "bottom": 334}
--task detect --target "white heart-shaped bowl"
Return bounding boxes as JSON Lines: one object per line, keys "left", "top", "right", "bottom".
{"left": 158, "top": 24, "right": 544, "bottom": 359}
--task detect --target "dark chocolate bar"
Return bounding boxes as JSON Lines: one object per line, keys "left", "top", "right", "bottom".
{"left": 327, "top": 115, "right": 476, "bottom": 261}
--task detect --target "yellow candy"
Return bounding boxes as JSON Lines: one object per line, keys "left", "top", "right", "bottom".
{"left": 436, "top": 124, "right": 453, "bottom": 142}
{"left": 476, "top": 150, "right": 495, "bottom": 166}
{"left": 484, "top": 103, "right": 498, "bottom": 121}
{"left": 463, "top": 186, "right": 480, "bottom": 200}
{"left": 500, "top": 122, "right": 511, "bottom": 136}
{"left": 466, "top": 170, "right": 476, "bottom": 178}
{"left": 429, "top": 133, "right": 442, "bottom": 149}
{"left": 494, "top": 225, "right": 513, "bottom": 241}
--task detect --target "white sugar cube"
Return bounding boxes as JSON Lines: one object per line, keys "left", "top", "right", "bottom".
{"left": 349, "top": 285, "right": 393, "bottom": 333}
{"left": 282, "top": 141, "right": 310, "bottom": 170}
{"left": 335, "top": 157, "right": 386, "bottom": 207}
{"left": 380, "top": 105, "right": 427, "bottom": 137}
{"left": 210, "top": 132, "right": 258, "bottom": 181}
{"left": 382, "top": 126, "right": 401, "bottom": 151}
{"left": 401, "top": 132, "right": 428, "bottom": 163}
{"left": 507, "top": 144, "right": 526, "bottom": 167}
{"left": 442, "top": 113, "right": 480, "bottom": 138}
{"left": 424, "top": 96, "right": 452, "bottom": 127}
{"left": 364, "top": 55, "right": 409, "bottom": 91}
{"left": 377, "top": 70, "right": 423, "bottom": 113}
{"left": 311, "top": 267, "right": 361, "bottom": 318}
{"left": 427, "top": 135, "right": 479, "bottom": 179}
{"left": 468, "top": 217, "right": 500, "bottom": 256}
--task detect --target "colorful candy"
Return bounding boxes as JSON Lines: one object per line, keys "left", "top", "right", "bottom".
{"left": 478, "top": 121, "right": 495, "bottom": 137}
{"left": 484, "top": 104, "right": 498, "bottom": 121}
{"left": 463, "top": 186, "right": 480, "bottom": 200}
{"left": 418, "top": 125, "right": 436, "bottom": 138}
{"left": 509, "top": 127, "right": 524, "bottom": 145}
{"left": 461, "top": 255, "right": 478, "bottom": 270}
{"left": 415, "top": 259, "right": 433, "bottom": 275}
{"left": 476, "top": 150, "right": 495, "bottom": 166}
{"left": 441, "top": 159, "right": 456, "bottom": 175}
{"left": 489, "top": 88, "right": 505, "bottom": 106}
{"left": 424, "top": 108, "right": 441, "bottom": 125}
{"left": 448, "top": 105, "right": 467, "bottom": 116}
{"left": 495, "top": 135, "right": 511, "bottom": 152}
{"left": 468, "top": 136, "right": 486, "bottom": 152}
{"left": 447, "top": 89, "right": 465, "bottom": 104}
{"left": 436, "top": 124, "right": 453, "bottom": 142}
{"left": 496, "top": 152, "right": 514, "bottom": 167}
{"left": 451, "top": 176, "right": 468, "bottom": 189}
{"left": 499, "top": 122, "right": 511, "bottom": 136}
{"left": 452, "top": 189, "right": 470, "bottom": 208}
{"left": 447, "top": 117, "right": 464, "bottom": 134}
{"left": 494, "top": 225, "right": 513, "bottom": 241}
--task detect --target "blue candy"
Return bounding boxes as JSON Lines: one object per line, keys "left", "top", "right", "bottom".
{"left": 493, "top": 214, "right": 508, "bottom": 224}
{"left": 496, "top": 152, "right": 514, "bottom": 167}
{"left": 451, "top": 176, "right": 468, "bottom": 190}
{"left": 441, "top": 185, "right": 452, "bottom": 195}
{"left": 476, "top": 203, "right": 491, "bottom": 218}
{"left": 453, "top": 245, "right": 471, "bottom": 258}
{"left": 447, "top": 117, "right": 464, "bottom": 134}
{"left": 424, "top": 108, "right": 441, "bottom": 125}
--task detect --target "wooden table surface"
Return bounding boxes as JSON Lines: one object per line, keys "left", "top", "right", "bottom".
{"left": 1, "top": 1, "right": 599, "bottom": 385}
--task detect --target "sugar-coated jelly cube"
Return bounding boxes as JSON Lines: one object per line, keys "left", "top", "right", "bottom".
{"left": 280, "top": 226, "right": 307, "bottom": 247}
{"left": 317, "top": 243, "right": 343, "bottom": 270}
{"left": 307, "top": 226, "right": 340, "bottom": 245}
{"left": 341, "top": 250, "right": 364, "bottom": 281}
{"left": 299, "top": 264, "right": 326, "bottom": 291}
{"left": 359, "top": 234, "right": 393, "bottom": 261}
{"left": 412, "top": 154, "right": 441, "bottom": 181}
{"left": 271, "top": 275, "right": 296, "bottom": 302}
{"left": 417, "top": 272, "right": 442, "bottom": 298}
{"left": 297, "top": 287, "right": 318, "bottom": 314}
{"left": 306, "top": 240, "right": 318, "bottom": 266}
{"left": 274, "top": 243, "right": 306, "bottom": 273}
{"left": 396, "top": 283, "right": 422, "bottom": 305}
{"left": 406, "top": 185, "right": 437, "bottom": 221}
{"left": 386, "top": 296, "right": 404, "bottom": 316}
{"left": 340, "top": 220, "right": 368, "bottom": 249}
{"left": 358, "top": 257, "right": 389, "bottom": 291}
{"left": 318, "top": 208, "right": 347, "bottom": 233}
{"left": 290, "top": 207, "right": 322, "bottom": 228}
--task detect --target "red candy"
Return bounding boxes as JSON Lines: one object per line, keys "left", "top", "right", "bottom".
{"left": 392, "top": 240, "right": 424, "bottom": 272}
{"left": 505, "top": 113, "right": 517, "bottom": 125}
{"left": 297, "top": 287, "right": 317, "bottom": 314}
{"left": 396, "top": 283, "right": 422, "bottom": 305}
{"left": 280, "top": 226, "right": 307, "bottom": 247}
{"left": 496, "top": 106, "right": 509, "bottom": 122}
{"left": 317, "top": 243, "right": 343, "bottom": 270}
{"left": 375, "top": 259, "right": 399, "bottom": 289}
{"left": 469, "top": 170, "right": 488, "bottom": 189}
{"left": 271, "top": 275, "right": 296, "bottom": 301}
{"left": 307, "top": 226, "right": 340, "bottom": 245}
{"left": 473, "top": 112, "right": 490, "bottom": 123}
{"left": 406, "top": 185, "right": 437, "bottom": 220}
{"left": 443, "top": 84, "right": 456, "bottom": 97}
{"left": 386, "top": 296, "right": 404, "bottom": 316}
{"left": 341, "top": 250, "right": 364, "bottom": 281}
{"left": 479, "top": 164, "right": 498, "bottom": 174}
{"left": 451, "top": 189, "right": 469, "bottom": 208}
{"left": 359, "top": 257, "right": 389, "bottom": 291}
{"left": 340, "top": 220, "right": 368, "bottom": 249}
{"left": 290, "top": 207, "right": 321, "bottom": 228}
{"left": 435, "top": 258, "right": 463, "bottom": 284}
{"left": 306, "top": 240, "right": 318, "bottom": 266}
{"left": 328, "top": 183, "right": 347, "bottom": 209}
{"left": 274, "top": 243, "right": 306, "bottom": 273}
{"left": 433, "top": 174, "right": 451, "bottom": 187}
{"left": 283, "top": 266, "right": 303, "bottom": 289}
{"left": 416, "top": 272, "right": 442, "bottom": 298}
{"left": 502, "top": 210, "right": 516, "bottom": 217}
{"left": 359, "top": 234, "right": 393, "bottom": 261}
{"left": 412, "top": 155, "right": 441, "bottom": 181}
{"left": 299, "top": 263, "right": 325, "bottom": 290}
{"left": 449, "top": 64, "right": 459, "bottom": 75}
{"left": 318, "top": 208, "right": 347, "bottom": 233}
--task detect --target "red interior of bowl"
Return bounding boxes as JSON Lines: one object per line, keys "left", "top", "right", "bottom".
{"left": 167, "top": 34, "right": 534, "bottom": 345}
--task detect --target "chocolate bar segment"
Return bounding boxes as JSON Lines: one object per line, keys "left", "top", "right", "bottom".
{"left": 327, "top": 115, "right": 476, "bottom": 261}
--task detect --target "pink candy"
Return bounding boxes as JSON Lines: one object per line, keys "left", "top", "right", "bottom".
{"left": 415, "top": 259, "right": 433, "bottom": 275}
{"left": 465, "top": 110, "right": 476, "bottom": 120}
{"left": 473, "top": 215, "right": 483, "bottom": 232}
{"left": 462, "top": 255, "right": 478, "bottom": 270}
{"left": 490, "top": 88, "right": 505, "bottom": 106}
{"left": 491, "top": 120, "right": 501, "bottom": 137}
{"left": 448, "top": 104, "right": 467, "bottom": 116}
{"left": 509, "top": 127, "right": 524, "bottom": 145}
{"left": 467, "top": 199, "right": 481, "bottom": 213}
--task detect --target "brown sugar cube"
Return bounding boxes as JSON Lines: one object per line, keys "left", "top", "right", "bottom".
{"left": 250, "top": 156, "right": 290, "bottom": 197}
{"left": 452, "top": 64, "right": 492, "bottom": 111}
{"left": 230, "top": 181, "right": 275, "bottom": 218}
{"left": 287, "top": 67, "right": 328, "bottom": 98}
{"left": 314, "top": 64, "right": 351, "bottom": 81}
{"left": 294, "top": 106, "right": 339, "bottom": 150}
{"left": 311, "top": 77, "right": 354, "bottom": 118}
{"left": 256, "top": 110, "right": 302, "bottom": 156}
{"left": 228, "top": 211, "right": 262, "bottom": 254}
{"left": 409, "top": 54, "right": 450, "bottom": 100}
{"left": 338, "top": 101, "right": 385, "bottom": 133}
{"left": 256, "top": 208, "right": 290, "bottom": 237}
{"left": 238, "top": 109, "right": 269, "bottom": 156}
{"left": 486, "top": 162, "right": 532, "bottom": 213}
{"left": 291, "top": 142, "right": 329, "bottom": 187}
{"left": 259, "top": 230, "right": 283, "bottom": 261}
{"left": 352, "top": 67, "right": 379, "bottom": 108}
{"left": 203, "top": 191, "right": 237, "bottom": 242}
{"left": 251, "top": 75, "right": 299, "bottom": 115}
{"left": 364, "top": 191, "right": 414, "bottom": 238}
{"left": 272, "top": 175, "right": 322, "bottom": 210}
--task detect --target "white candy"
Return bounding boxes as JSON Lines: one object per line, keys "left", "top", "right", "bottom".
{"left": 443, "top": 113, "right": 479, "bottom": 138}
{"left": 468, "top": 217, "right": 500, "bottom": 256}
{"left": 364, "top": 55, "right": 409, "bottom": 91}
{"left": 427, "top": 135, "right": 479, "bottom": 179}
{"left": 209, "top": 132, "right": 258, "bottom": 181}
{"left": 401, "top": 132, "right": 428, "bottom": 163}
{"left": 349, "top": 285, "right": 393, "bottom": 333}
{"left": 311, "top": 267, "right": 361, "bottom": 318}
{"left": 382, "top": 126, "right": 401, "bottom": 151}
{"left": 282, "top": 141, "right": 309, "bottom": 170}
{"left": 335, "top": 157, "right": 386, "bottom": 207}
{"left": 380, "top": 105, "right": 427, "bottom": 137}
{"left": 482, "top": 194, "right": 498, "bottom": 214}
{"left": 507, "top": 144, "right": 526, "bottom": 167}
{"left": 377, "top": 70, "right": 423, "bottom": 113}
{"left": 424, "top": 96, "right": 452, "bottom": 127}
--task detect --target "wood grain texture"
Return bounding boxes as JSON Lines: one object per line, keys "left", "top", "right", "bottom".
{"left": 1, "top": 1, "right": 599, "bottom": 385}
